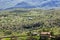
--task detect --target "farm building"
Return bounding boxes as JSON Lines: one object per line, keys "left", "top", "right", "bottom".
{"left": 39, "top": 32, "right": 51, "bottom": 40}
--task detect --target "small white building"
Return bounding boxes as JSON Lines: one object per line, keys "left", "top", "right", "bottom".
{"left": 28, "top": 17, "right": 33, "bottom": 20}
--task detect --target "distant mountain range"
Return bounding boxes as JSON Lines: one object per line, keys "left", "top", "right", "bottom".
{"left": 0, "top": 0, "right": 60, "bottom": 10}
{"left": 14, "top": 2, "right": 36, "bottom": 8}
{"left": 40, "top": 0, "right": 60, "bottom": 7}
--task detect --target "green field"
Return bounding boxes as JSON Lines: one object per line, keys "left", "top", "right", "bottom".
{"left": 0, "top": 8, "right": 60, "bottom": 40}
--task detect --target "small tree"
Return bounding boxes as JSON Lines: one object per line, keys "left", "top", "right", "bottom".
{"left": 4, "top": 30, "right": 12, "bottom": 35}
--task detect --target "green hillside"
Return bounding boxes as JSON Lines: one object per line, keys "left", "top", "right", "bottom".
{"left": 0, "top": 8, "right": 60, "bottom": 36}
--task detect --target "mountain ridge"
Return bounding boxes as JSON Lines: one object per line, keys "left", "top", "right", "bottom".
{"left": 0, "top": 0, "right": 60, "bottom": 10}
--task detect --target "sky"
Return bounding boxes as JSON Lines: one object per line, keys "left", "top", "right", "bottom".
{"left": 0, "top": 0, "right": 24, "bottom": 9}
{"left": 0, "top": 0, "right": 60, "bottom": 9}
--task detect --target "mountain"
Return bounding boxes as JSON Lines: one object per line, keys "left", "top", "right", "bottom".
{"left": 40, "top": 0, "right": 60, "bottom": 8}
{"left": 8, "top": 0, "right": 60, "bottom": 9}
{"left": 14, "top": 2, "right": 36, "bottom": 8}
{"left": 0, "top": 0, "right": 60, "bottom": 10}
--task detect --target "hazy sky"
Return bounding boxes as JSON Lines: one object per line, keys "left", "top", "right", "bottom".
{"left": 0, "top": 0, "right": 24, "bottom": 9}
{"left": 0, "top": 0, "right": 60, "bottom": 9}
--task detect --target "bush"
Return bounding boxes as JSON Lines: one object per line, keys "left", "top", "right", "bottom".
{"left": 4, "top": 30, "right": 12, "bottom": 35}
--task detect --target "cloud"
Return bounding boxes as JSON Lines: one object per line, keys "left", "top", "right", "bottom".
{"left": 0, "top": 0, "right": 24, "bottom": 9}
{"left": 27, "top": 0, "right": 51, "bottom": 6}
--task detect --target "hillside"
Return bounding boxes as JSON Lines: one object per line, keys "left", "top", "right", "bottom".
{"left": 0, "top": 8, "right": 60, "bottom": 36}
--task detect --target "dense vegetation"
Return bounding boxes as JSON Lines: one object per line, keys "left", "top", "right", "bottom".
{"left": 0, "top": 8, "right": 60, "bottom": 40}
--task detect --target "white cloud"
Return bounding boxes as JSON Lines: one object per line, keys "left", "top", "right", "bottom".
{"left": 0, "top": 0, "right": 24, "bottom": 9}
{"left": 24, "top": 0, "right": 51, "bottom": 6}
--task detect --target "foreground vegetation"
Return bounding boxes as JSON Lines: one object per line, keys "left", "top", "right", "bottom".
{"left": 0, "top": 8, "right": 60, "bottom": 40}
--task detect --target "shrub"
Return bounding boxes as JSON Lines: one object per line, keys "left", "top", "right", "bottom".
{"left": 4, "top": 30, "right": 12, "bottom": 35}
